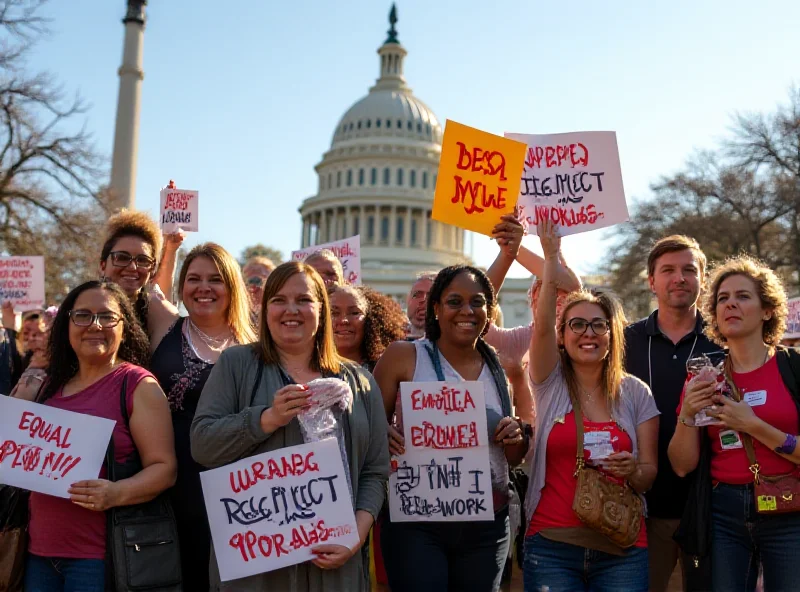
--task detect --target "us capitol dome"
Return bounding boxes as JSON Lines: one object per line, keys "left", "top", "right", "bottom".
{"left": 298, "top": 5, "right": 533, "bottom": 327}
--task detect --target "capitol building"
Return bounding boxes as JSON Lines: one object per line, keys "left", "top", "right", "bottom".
{"left": 298, "top": 7, "right": 532, "bottom": 328}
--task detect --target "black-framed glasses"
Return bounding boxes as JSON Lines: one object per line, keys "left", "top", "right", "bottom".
{"left": 69, "top": 310, "right": 123, "bottom": 328}
{"left": 246, "top": 276, "right": 266, "bottom": 288}
{"left": 567, "top": 317, "right": 610, "bottom": 336}
{"left": 109, "top": 251, "right": 155, "bottom": 270}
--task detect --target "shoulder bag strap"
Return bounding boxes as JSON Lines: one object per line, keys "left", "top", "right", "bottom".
{"left": 424, "top": 342, "right": 447, "bottom": 382}
{"left": 249, "top": 361, "right": 265, "bottom": 407}
{"left": 104, "top": 375, "right": 129, "bottom": 484}
{"left": 566, "top": 385, "right": 585, "bottom": 477}
{"left": 722, "top": 356, "right": 761, "bottom": 483}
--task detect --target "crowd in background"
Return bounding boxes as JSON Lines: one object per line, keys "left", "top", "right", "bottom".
{"left": 1, "top": 207, "right": 799, "bottom": 592}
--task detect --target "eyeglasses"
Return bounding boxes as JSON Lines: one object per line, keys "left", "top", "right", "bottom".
{"left": 69, "top": 310, "right": 123, "bottom": 328}
{"left": 246, "top": 276, "right": 266, "bottom": 288}
{"left": 567, "top": 317, "right": 610, "bottom": 336}
{"left": 109, "top": 251, "right": 156, "bottom": 270}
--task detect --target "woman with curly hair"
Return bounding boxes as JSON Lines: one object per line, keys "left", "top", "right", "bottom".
{"left": 22, "top": 281, "right": 176, "bottom": 591}
{"left": 669, "top": 254, "right": 800, "bottom": 591}
{"left": 98, "top": 209, "right": 164, "bottom": 331}
{"left": 374, "top": 264, "right": 528, "bottom": 592}
{"left": 329, "top": 284, "right": 407, "bottom": 372}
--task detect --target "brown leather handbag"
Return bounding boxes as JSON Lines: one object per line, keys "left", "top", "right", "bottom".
{"left": 724, "top": 358, "right": 800, "bottom": 514}
{"left": 570, "top": 392, "right": 643, "bottom": 548}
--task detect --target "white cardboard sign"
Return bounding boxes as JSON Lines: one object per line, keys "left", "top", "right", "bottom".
{"left": 200, "top": 438, "right": 360, "bottom": 582}
{"left": 160, "top": 187, "right": 199, "bottom": 232}
{"left": 291, "top": 235, "right": 361, "bottom": 285}
{"left": 786, "top": 297, "right": 800, "bottom": 340}
{"left": 0, "top": 396, "right": 115, "bottom": 498}
{"left": 0, "top": 256, "right": 45, "bottom": 312}
{"left": 389, "top": 381, "right": 494, "bottom": 522}
{"left": 504, "top": 131, "right": 628, "bottom": 236}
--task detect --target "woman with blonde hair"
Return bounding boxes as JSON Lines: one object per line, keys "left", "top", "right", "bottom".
{"left": 191, "top": 261, "right": 388, "bottom": 591}
{"left": 147, "top": 242, "right": 256, "bottom": 591}
{"left": 669, "top": 254, "right": 800, "bottom": 591}
{"left": 523, "top": 220, "right": 659, "bottom": 592}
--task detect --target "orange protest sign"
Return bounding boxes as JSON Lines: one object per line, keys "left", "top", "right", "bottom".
{"left": 432, "top": 120, "right": 527, "bottom": 237}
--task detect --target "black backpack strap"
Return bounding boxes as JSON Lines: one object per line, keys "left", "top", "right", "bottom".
{"left": 776, "top": 346, "right": 800, "bottom": 428}
{"left": 249, "top": 361, "right": 265, "bottom": 406}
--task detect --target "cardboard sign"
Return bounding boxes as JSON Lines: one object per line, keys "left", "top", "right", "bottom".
{"left": 432, "top": 121, "right": 527, "bottom": 237}
{"left": 786, "top": 297, "right": 800, "bottom": 340}
{"left": 0, "top": 256, "right": 45, "bottom": 312}
{"left": 200, "top": 438, "right": 360, "bottom": 582}
{"left": 160, "top": 187, "right": 199, "bottom": 232}
{"left": 504, "top": 131, "right": 628, "bottom": 236}
{"left": 291, "top": 235, "right": 361, "bottom": 286}
{"left": 0, "top": 397, "right": 115, "bottom": 498}
{"left": 389, "top": 382, "right": 494, "bottom": 522}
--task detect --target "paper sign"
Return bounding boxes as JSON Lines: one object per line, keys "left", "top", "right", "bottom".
{"left": 389, "top": 381, "right": 493, "bottom": 522}
{"left": 160, "top": 187, "right": 199, "bottom": 232}
{"left": 504, "top": 131, "right": 628, "bottom": 237}
{"left": 0, "top": 396, "right": 115, "bottom": 498}
{"left": 786, "top": 297, "right": 800, "bottom": 340}
{"left": 200, "top": 438, "right": 360, "bottom": 582}
{"left": 291, "top": 235, "right": 361, "bottom": 286}
{"left": 432, "top": 120, "right": 527, "bottom": 236}
{"left": 0, "top": 256, "right": 45, "bottom": 312}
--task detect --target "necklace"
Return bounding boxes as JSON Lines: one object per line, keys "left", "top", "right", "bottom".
{"left": 731, "top": 348, "right": 770, "bottom": 373}
{"left": 580, "top": 383, "right": 602, "bottom": 401}
{"left": 188, "top": 319, "right": 234, "bottom": 352}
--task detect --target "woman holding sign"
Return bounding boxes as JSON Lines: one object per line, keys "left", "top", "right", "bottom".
{"left": 668, "top": 255, "right": 800, "bottom": 592}
{"left": 373, "top": 264, "right": 528, "bottom": 592}
{"left": 523, "top": 220, "right": 659, "bottom": 592}
{"left": 147, "top": 242, "right": 255, "bottom": 592}
{"left": 23, "top": 280, "right": 177, "bottom": 591}
{"left": 99, "top": 210, "right": 172, "bottom": 331}
{"left": 190, "top": 261, "right": 388, "bottom": 591}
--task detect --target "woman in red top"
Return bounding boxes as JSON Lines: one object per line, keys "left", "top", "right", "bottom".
{"left": 21, "top": 280, "right": 177, "bottom": 592}
{"left": 669, "top": 255, "right": 800, "bottom": 592}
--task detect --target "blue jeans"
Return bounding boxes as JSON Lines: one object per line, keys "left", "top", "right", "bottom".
{"left": 711, "top": 482, "right": 800, "bottom": 592}
{"left": 523, "top": 533, "right": 648, "bottom": 592}
{"left": 381, "top": 508, "right": 510, "bottom": 592}
{"left": 23, "top": 554, "right": 105, "bottom": 592}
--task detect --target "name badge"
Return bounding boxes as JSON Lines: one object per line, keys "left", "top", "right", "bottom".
{"left": 744, "top": 390, "right": 767, "bottom": 407}
{"left": 719, "top": 429, "right": 743, "bottom": 451}
{"left": 584, "top": 431, "right": 615, "bottom": 460}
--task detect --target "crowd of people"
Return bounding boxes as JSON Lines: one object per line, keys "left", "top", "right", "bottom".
{"left": 1, "top": 207, "right": 799, "bottom": 592}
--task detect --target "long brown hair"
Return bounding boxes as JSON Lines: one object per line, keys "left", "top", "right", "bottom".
{"left": 256, "top": 261, "right": 341, "bottom": 374}
{"left": 558, "top": 290, "right": 627, "bottom": 403}
{"left": 178, "top": 243, "right": 256, "bottom": 345}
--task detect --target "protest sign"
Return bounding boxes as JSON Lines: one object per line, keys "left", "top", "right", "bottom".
{"left": 504, "top": 131, "right": 628, "bottom": 237}
{"left": 200, "top": 438, "right": 360, "bottom": 581}
{"left": 160, "top": 187, "right": 199, "bottom": 232}
{"left": 292, "top": 235, "right": 361, "bottom": 285}
{"left": 0, "top": 256, "right": 45, "bottom": 312}
{"left": 0, "top": 396, "right": 115, "bottom": 498}
{"left": 389, "top": 381, "right": 494, "bottom": 522}
{"left": 786, "top": 297, "right": 800, "bottom": 340}
{"left": 432, "top": 121, "right": 527, "bottom": 236}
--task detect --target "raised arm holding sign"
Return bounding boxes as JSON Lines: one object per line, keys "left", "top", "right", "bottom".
{"left": 505, "top": 130, "right": 628, "bottom": 236}
{"left": 0, "top": 256, "right": 45, "bottom": 312}
{"left": 160, "top": 182, "right": 199, "bottom": 233}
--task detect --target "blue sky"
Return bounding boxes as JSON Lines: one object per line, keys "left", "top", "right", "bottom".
{"left": 31, "top": 0, "right": 800, "bottom": 277}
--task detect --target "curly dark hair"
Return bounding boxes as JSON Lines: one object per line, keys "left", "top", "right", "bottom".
{"left": 424, "top": 265, "right": 497, "bottom": 342}
{"left": 358, "top": 286, "right": 408, "bottom": 366}
{"left": 39, "top": 281, "right": 151, "bottom": 402}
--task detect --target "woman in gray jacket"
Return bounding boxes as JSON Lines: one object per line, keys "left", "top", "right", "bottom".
{"left": 190, "top": 261, "right": 389, "bottom": 591}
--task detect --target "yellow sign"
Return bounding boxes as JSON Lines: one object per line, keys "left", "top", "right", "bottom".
{"left": 432, "top": 120, "right": 527, "bottom": 237}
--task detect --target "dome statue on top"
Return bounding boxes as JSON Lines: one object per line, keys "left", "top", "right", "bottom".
{"left": 298, "top": 4, "right": 468, "bottom": 302}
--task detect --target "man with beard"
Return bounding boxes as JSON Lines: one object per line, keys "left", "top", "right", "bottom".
{"left": 405, "top": 272, "right": 437, "bottom": 340}
{"left": 624, "top": 235, "right": 719, "bottom": 592}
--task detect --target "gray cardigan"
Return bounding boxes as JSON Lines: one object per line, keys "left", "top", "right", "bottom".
{"left": 190, "top": 345, "right": 389, "bottom": 592}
